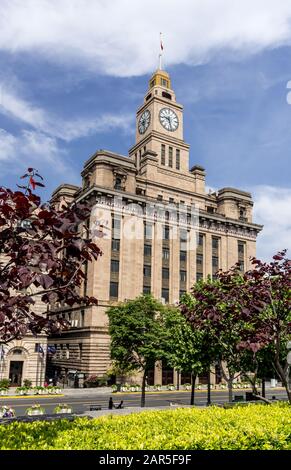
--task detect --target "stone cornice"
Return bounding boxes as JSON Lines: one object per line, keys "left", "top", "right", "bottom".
{"left": 82, "top": 149, "right": 135, "bottom": 176}
{"left": 76, "top": 186, "right": 263, "bottom": 238}
{"left": 136, "top": 96, "right": 184, "bottom": 116}
{"left": 129, "top": 130, "right": 190, "bottom": 154}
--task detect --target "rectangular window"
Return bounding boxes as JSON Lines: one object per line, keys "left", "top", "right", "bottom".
{"left": 81, "top": 309, "right": 85, "bottom": 328}
{"left": 238, "top": 241, "right": 245, "bottom": 255}
{"left": 161, "top": 144, "right": 166, "bottom": 165}
{"left": 162, "top": 288, "right": 169, "bottom": 303}
{"left": 110, "top": 282, "right": 119, "bottom": 299}
{"left": 212, "top": 256, "right": 219, "bottom": 268}
{"left": 196, "top": 253, "right": 203, "bottom": 265}
{"left": 162, "top": 267, "right": 169, "bottom": 279}
{"left": 144, "top": 244, "right": 152, "bottom": 257}
{"left": 176, "top": 149, "right": 180, "bottom": 170}
{"left": 180, "top": 229, "right": 187, "bottom": 242}
{"left": 157, "top": 195, "right": 163, "bottom": 201}
{"left": 144, "top": 223, "right": 152, "bottom": 240}
{"left": 168, "top": 147, "right": 173, "bottom": 167}
{"left": 207, "top": 206, "right": 215, "bottom": 213}
{"left": 143, "top": 265, "right": 151, "bottom": 278}
{"left": 111, "top": 259, "right": 119, "bottom": 273}
{"left": 112, "top": 217, "right": 121, "bottom": 232}
{"left": 212, "top": 237, "right": 219, "bottom": 249}
{"left": 180, "top": 270, "right": 187, "bottom": 282}
{"left": 239, "top": 261, "right": 245, "bottom": 272}
{"left": 180, "top": 251, "right": 187, "bottom": 262}
{"left": 112, "top": 217, "right": 121, "bottom": 243}
{"left": 198, "top": 233, "right": 204, "bottom": 246}
{"left": 143, "top": 286, "right": 151, "bottom": 294}
{"left": 196, "top": 272, "right": 203, "bottom": 282}
{"left": 169, "top": 197, "right": 175, "bottom": 203}
{"left": 164, "top": 225, "right": 170, "bottom": 240}
{"left": 162, "top": 247, "right": 170, "bottom": 260}
{"left": 111, "top": 239, "right": 120, "bottom": 252}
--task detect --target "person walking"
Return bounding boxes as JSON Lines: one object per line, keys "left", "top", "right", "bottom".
{"left": 108, "top": 397, "right": 114, "bottom": 410}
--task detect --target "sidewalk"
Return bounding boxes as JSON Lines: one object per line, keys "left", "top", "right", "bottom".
{"left": 1, "top": 385, "right": 284, "bottom": 398}
{"left": 82, "top": 404, "right": 194, "bottom": 419}
{"left": 62, "top": 387, "right": 112, "bottom": 396}
{"left": 62, "top": 385, "right": 284, "bottom": 397}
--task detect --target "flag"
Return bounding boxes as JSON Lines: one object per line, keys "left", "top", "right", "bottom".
{"left": 160, "top": 32, "right": 164, "bottom": 51}
{"left": 36, "top": 344, "right": 44, "bottom": 357}
{"left": 0, "top": 345, "right": 5, "bottom": 362}
{"left": 47, "top": 345, "right": 56, "bottom": 356}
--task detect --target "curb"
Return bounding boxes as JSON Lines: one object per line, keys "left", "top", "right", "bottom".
{"left": 0, "top": 394, "right": 65, "bottom": 400}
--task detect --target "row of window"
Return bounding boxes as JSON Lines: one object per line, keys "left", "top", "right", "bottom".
{"left": 109, "top": 237, "right": 246, "bottom": 299}
{"left": 54, "top": 311, "right": 85, "bottom": 328}
{"left": 111, "top": 220, "right": 207, "bottom": 244}
{"left": 51, "top": 343, "right": 83, "bottom": 360}
{"left": 161, "top": 144, "right": 180, "bottom": 169}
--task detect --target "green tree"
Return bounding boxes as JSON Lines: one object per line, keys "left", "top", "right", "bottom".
{"left": 107, "top": 294, "right": 166, "bottom": 407}
{"left": 161, "top": 304, "right": 206, "bottom": 405}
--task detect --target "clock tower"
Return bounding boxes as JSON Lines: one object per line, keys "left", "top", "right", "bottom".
{"left": 129, "top": 68, "right": 190, "bottom": 173}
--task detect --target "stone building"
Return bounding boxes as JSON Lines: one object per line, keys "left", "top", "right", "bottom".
{"left": 47, "top": 67, "right": 262, "bottom": 387}
{"left": 0, "top": 253, "right": 47, "bottom": 387}
{"left": 0, "top": 336, "right": 47, "bottom": 387}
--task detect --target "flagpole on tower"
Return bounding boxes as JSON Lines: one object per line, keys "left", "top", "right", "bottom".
{"left": 159, "top": 32, "right": 164, "bottom": 70}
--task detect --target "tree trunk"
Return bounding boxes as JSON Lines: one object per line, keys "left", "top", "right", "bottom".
{"left": 190, "top": 373, "right": 196, "bottom": 405}
{"left": 261, "top": 378, "right": 266, "bottom": 398}
{"left": 227, "top": 376, "right": 234, "bottom": 403}
{"left": 273, "top": 358, "right": 291, "bottom": 404}
{"left": 207, "top": 369, "right": 211, "bottom": 406}
{"left": 177, "top": 370, "right": 180, "bottom": 391}
{"left": 141, "top": 370, "right": 146, "bottom": 408}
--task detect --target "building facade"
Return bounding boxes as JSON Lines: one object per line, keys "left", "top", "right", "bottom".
{"left": 0, "top": 252, "right": 48, "bottom": 387}
{"left": 47, "top": 68, "right": 262, "bottom": 387}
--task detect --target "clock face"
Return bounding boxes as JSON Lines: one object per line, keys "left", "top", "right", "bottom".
{"left": 159, "top": 108, "right": 179, "bottom": 132}
{"left": 138, "top": 110, "right": 151, "bottom": 134}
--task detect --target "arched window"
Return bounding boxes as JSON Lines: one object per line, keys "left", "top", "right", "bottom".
{"left": 12, "top": 349, "right": 23, "bottom": 355}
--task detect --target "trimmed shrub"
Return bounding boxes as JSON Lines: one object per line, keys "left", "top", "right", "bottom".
{"left": 0, "top": 379, "right": 10, "bottom": 389}
{"left": 0, "top": 403, "right": 290, "bottom": 450}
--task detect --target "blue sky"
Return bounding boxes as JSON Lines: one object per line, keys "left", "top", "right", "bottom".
{"left": 0, "top": 0, "right": 290, "bottom": 261}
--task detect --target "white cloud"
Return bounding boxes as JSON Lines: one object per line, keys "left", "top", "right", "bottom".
{"left": 0, "top": 128, "right": 72, "bottom": 177}
{"left": 1, "top": 1, "right": 291, "bottom": 76}
{"left": 0, "top": 82, "right": 133, "bottom": 141}
{"left": 0, "top": 129, "right": 17, "bottom": 160}
{"left": 252, "top": 186, "right": 291, "bottom": 261}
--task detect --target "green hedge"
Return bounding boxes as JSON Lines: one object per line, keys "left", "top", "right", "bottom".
{"left": 0, "top": 403, "right": 290, "bottom": 450}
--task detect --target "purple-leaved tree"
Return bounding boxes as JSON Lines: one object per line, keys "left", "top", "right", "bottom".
{"left": 0, "top": 169, "right": 100, "bottom": 343}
